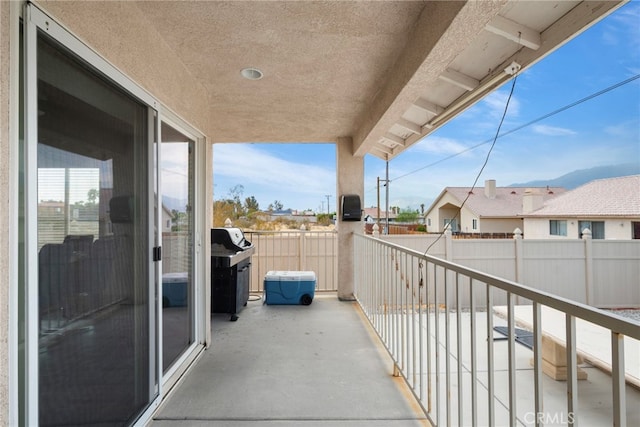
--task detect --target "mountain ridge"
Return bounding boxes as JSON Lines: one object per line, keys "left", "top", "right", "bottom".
{"left": 508, "top": 163, "right": 640, "bottom": 190}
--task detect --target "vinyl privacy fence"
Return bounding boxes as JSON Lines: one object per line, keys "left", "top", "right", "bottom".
{"left": 163, "top": 230, "right": 639, "bottom": 307}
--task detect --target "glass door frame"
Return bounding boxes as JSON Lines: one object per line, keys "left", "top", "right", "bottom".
{"left": 158, "top": 110, "right": 207, "bottom": 390}
{"left": 21, "top": 3, "right": 207, "bottom": 425}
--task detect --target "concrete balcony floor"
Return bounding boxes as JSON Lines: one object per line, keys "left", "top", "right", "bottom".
{"left": 151, "top": 294, "right": 429, "bottom": 426}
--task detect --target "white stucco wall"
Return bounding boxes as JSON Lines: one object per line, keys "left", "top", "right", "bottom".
{"left": 0, "top": 2, "right": 17, "bottom": 423}
{"left": 425, "top": 192, "right": 465, "bottom": 232}
{"left": 524, "top": 217, "right": 639, "bottom": 239}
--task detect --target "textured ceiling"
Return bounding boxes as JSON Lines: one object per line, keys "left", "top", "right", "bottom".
{"left": 137, "top": 1, "right": 435, "bottom": 144}
{"left": 135, "top": 0, "right": 624, "bottom": 158}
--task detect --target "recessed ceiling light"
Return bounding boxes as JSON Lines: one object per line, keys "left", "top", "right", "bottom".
{"left": 241, "top": 67, "right": 263, "bottom": 80}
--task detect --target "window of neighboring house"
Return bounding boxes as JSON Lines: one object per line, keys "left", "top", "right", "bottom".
{"left": 443, "top": 218, "right": 458, "bottom": 232}
{"left": 472, "top": 219, "right": 478, "bottom": 230}
{"left": 578, "top": 220, "right": 605, "bottom": 239}
{"left": 427, "top": 218, "right": 431, "bottom": 227}
{"left": 550, "top": 220, "right": 567, "bottom": 236}
{"left": 633, "top": 222, "right": 640, "bottom": 239}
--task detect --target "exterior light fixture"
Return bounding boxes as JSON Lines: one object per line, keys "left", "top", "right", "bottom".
{"left": 241, "top": 67, "right": 263, "bottom": 80}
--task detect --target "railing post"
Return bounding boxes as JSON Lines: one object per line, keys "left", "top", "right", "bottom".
{"left": 372, "top": 223, "right": 380, "bottom": 237}
{"left": 582, "top": 228, "right": 593, "bottom": 305}
{"left": 611, "top": 331, "right": 627, "bottom": 427}
{"left": 299, "top": 225, "right": 306, "bottom": 271}
{"left": 444, "top": 228, "right": 453, "bottom": 261}
{"left": 514, "top": 228, "right": 523, "bottom": 304}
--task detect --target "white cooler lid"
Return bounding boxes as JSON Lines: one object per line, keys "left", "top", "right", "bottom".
{"left": 162, "top": 272, "right": 188, "bottom": 283}
{"left": 265, "top": 270, "right": 316, "bottom": 281}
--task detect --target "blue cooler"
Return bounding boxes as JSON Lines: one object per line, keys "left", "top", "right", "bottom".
{"left": 264, "top": 271, "right": 316, "bottom": 305}
{"left": 162, "top": 272, "right": 188, "bottom": 307}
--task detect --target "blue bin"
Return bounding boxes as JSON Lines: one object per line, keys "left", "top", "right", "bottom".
{"left": 264, "top": 271, "right": 316, "bottom": 305}
{"left": 162, "top": 272, "right": 188, "bottom": 307}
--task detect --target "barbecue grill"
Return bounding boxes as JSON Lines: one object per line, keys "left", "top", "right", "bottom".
{"left": 210, "top": 227, "right": 255, "bottom": 321}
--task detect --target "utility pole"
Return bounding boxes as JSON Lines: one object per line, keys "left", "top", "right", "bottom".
{"left": 325, "top": 195, "right": 331, "bottom": 214}
{"left": 385, "top": 161, "right": 390, "bottom": 235}
{"left": 377, "top": 177, "right": 381, "bottom": 233}
{"left": 377, "top": 167, "right": 390, "bottom": 235}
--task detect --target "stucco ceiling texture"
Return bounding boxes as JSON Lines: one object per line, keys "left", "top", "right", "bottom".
{"left": 135, "top": 0, "right": 623, "bottom": 158}
{"left": 137, "top": 1, "right": 430, "bottom": 144}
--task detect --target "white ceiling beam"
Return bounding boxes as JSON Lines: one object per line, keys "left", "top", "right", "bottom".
{"left": 413, "top": 98, "right": 445, "bottom": 116}
{"left": 373, "top": 143, "right": 393, "bottom": 155}
{"left": 438, "top": 69, "right": 479, "bottom": 91}
{"left": 396, "top": 118, "right": 422, "bottom": 135}
{"left": 381, "top": 133, "right": 406, "bottom": 146}
{"left": 486, "top": 15, "right": 541, "bottom": 50}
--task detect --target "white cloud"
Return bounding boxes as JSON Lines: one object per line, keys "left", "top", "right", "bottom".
{"left": 532, "top": 125, "right": 577, "bottom": 136}
{"left": 213, "top": 144, "right": 335, "bottom": 205}
{"left": 604, "top": 119, "right": 640, "bottom": 138}
{"left": 413, "top": 136, "right": 471, "bottom": 156}
{"left": 481, "top": 89, "right": 521, "bottom": 119}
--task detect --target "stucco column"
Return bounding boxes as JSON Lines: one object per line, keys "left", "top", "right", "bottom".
{"left": 0, "top": 2, "right": 16, "bottom": 424}
{"left": 336, "top": 137, "right": 363, "bottom": 301}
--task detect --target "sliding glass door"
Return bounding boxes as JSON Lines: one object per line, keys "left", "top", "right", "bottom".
{"left": 160, "top": 122, "right": 196, "bottom": 373}
{"left": 20, "top": 5, "right": 207, "bottom": 425}
{"left": 34, "top": 31, "right": 155, "bottom": 426}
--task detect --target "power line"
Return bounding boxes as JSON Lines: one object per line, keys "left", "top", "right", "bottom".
{"left": 424, "top": 72, "right": 519, "bottom": 255}
{"left": 391, "top": 73, "right": 640, "bottom": 184}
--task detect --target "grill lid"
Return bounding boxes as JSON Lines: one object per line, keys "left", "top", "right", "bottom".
{"left": 211, "top": 227, "right": 252, "bottom": 254}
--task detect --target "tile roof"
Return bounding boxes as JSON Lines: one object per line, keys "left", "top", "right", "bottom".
{"left": 525, "top": 175, "right": 640, "bottom": 217}
{"left": 443, "top": 186, "right": 565, "bottom": 217}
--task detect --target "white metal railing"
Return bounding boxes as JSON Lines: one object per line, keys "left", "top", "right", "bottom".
{"left": 354, "top": 233, "right": 640, "bottom": 427}
{"left": 244, "top": 230, "right": 338, "bottom": 292}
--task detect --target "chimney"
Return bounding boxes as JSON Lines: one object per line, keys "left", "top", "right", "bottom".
{"left": 484, "top": 179, "right": 496, "bottom": 199}
{"left": 522, "top": 188, "right": 544, "bottom": 213}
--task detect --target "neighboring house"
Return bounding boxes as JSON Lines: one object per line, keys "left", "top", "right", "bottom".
{"left": 363, "top": 207, "right": 399, "bottom": 223}
{"left": 523, "top": 175, "right": 640, "bottom": 239}
{"left": 424, "top": 180, "right": 566, "bottom": 234}
{"left": 162, "top": 204, "right": 174, "bottom": 232}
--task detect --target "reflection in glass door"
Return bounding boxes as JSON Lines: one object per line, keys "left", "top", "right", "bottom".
{"left": 161, "top": 123, "right": 195, "bottom": 372}
{"left": 35, "top": 32, "right": 155, "bottom": 425}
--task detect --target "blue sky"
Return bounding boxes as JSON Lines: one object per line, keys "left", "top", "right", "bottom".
{"left": 213, "top": 1, "right": 640, "bottom": 213}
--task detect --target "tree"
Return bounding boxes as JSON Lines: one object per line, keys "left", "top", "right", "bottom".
{"left": 213, "top": 200, "right": 237, "bottom": 226}
{"left": 268, "top": 200, "right": 283, "bottom": 212}
{"left": 228, "top": 185, "right": 244, "bottom": 203}
{"left": 396, "top": 208, "right": 419, "bottom": 223}
{"left": 87, "top": 188, "right": 99, "bottom": 205}
{"left": 171, "top": 209, "right": 189, "bottom": 231}
{"left": 245, "top": 196, "right": 259, "bottom": 213}
{"left": 225, "top": 185, "right": 245, "bottom": 218}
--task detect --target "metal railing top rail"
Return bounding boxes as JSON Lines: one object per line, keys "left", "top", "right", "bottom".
{"left": 244, "top": 229, "right": 338, "bottom": 234}
{"left": 357, "top": 233, "right": 640, "bottom": 340}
